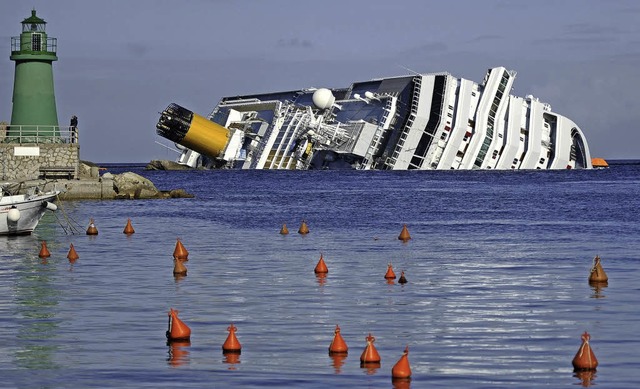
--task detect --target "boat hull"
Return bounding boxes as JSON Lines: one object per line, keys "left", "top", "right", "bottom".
{"left": 0, "top": 192, "right": 58, "bottom": 235}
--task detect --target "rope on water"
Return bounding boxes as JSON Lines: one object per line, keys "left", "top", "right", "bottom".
{"left": 53, "top": 193, "right": 82, "bottom": 235}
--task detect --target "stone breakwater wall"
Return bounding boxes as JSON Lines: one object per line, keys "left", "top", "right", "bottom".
{"left": 0, "top": 143, "right": 79, "bottom": 181}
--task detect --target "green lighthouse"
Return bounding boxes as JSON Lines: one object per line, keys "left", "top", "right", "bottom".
{"left": 8, "top": 9, "right": 59, "bottom": 142}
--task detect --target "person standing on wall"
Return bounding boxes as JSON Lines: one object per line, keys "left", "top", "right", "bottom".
{"left": 70, "top": 115, "right": 78, "bottom": 143}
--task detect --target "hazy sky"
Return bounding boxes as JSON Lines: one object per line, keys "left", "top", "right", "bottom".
{"left": 1, "top": 0, "right": 639, "bottom": 162}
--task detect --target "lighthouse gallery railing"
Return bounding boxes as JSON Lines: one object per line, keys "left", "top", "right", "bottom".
{"left": 0, "top": 125, "right": 78, "bottom": 144}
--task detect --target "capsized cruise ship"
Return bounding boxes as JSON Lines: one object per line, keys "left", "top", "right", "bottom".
{"left": 156, "top": 66, "right": 592, "bottom": 170}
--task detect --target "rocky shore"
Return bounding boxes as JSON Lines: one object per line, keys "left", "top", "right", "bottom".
{"left": 4, "top": 161, "right": 193, "bottom": 200}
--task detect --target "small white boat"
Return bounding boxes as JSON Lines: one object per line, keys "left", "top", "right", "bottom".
{"left": 1, "top": 185, "right": 59, "bottom": 235}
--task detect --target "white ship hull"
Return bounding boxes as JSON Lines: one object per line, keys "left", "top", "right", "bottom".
{"left": 157, "top": 66, "right": 592, "bottom": 170}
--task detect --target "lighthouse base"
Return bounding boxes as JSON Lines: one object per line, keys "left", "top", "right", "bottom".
{"left": 0, "top": 143, "right": 78, "bottom": 181}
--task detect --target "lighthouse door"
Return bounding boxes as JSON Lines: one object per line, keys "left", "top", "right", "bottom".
{"left": 31, "top": 33, "right": 42, "bottom": 51}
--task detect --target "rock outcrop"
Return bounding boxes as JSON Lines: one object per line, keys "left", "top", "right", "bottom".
{"left": 145, "top": 160, "right": 193, "bottom": 171}
{"left": 12, "top": 171, "right": 193, "bottom": 200}
{"left": 109, "top": 171, "right": 160, "bottom": 199}
{"left": 107, "top": 171, "right": 194, "bottom": 199}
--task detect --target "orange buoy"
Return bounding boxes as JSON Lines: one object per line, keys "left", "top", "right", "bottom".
{"left": 86, "top": 218, "right": 98, "bottom": 235}
{"left": 385, "top": 263, "right": 397, "bottom": 280}
{"left": 173, "top": 258, "right": 187, "bottom": 276}
{"left": 314, "top": 253, "right": 328, "bottom": 274}
{"left": 391, "top": 345, "right": 412, "bottom": 379}
{"left": 398, "top": 271, "right": 407, "bottom": 284}
{"left": 123, "top": 218, "right": 135, "bottom": 234}
{"left": 588, "top": 255, "right": 608, "bottom": 284}
{"left": 328, "top": 325, "right": 348, "bottom": 354}
{"left": 591, "top": 158, "right": 609, "bottom": 168}
{"left": 67, "top": 243, "right": 79, "bottom": 262}
{"left": 572, "top": 331, "right": 598, "bottom": 371}
{"left": 398, "top": 224, "right": 411, "bottom": 242}
{"left": 38, "top": 241, "right": 51, "bottom": 258}
{"left": 279, "top": 223, "right": 289, "bottom": 235}
{"left": 173, "top": 238, "right": 189, "bottom": 261}
{"left": 360, "top": 333, "right": 381, "bottom": 364}
{"left": 298, "top": 220, "right": 310, "bottom": 235}
{"left": 166, "top": 308, "right": 191, "bottom": 341}
{"left": 222, "top": 323, "right": 242, "bottom": 353}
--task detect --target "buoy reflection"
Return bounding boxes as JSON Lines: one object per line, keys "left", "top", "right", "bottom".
{"left": 392, "top": 377, "right": 412, "bottom": 389}
{"left": 329, "top": 353, "right": 347, "bottom": 374}
{"left": 590, "top": 283, "right": 607, "bottom": 299}
{"left": 316, "top": 273, "right": 327, "bottom": 286}
{"left": 167, "top": 340, "right": 190, "bottom": 367}
{"left": 574, "top": 370, "right": 596, "bottom": 387}
{"left": 223, "top": 352, "right": 240, "bottom": 370}
{"left": 360, "top": 361, "right": 381, "bottom": 375}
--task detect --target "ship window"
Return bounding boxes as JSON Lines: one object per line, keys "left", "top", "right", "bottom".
{"left": 447, "top": 112, "right": 452, "bottom": 117}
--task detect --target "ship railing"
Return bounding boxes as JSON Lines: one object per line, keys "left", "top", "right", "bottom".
{"left": 360, "top": 97, "right": 396, "bottom": 169}
{"left": 270, "top": 110, "right": 306, "bottom": 169}
{"left": 249, "top": 101, "right": 289, "bottom": 169}
{"left": 0, "top": 124, "right": 78, "bottom": 144}
{"left": 387, "top": 76, "right": 422, "bottom": 168}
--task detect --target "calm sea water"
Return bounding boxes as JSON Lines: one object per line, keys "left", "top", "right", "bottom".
{"left": 1, "top": 162, "right": 639, "bottom": 388}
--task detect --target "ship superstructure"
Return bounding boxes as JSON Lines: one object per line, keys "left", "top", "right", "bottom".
{"left": 156, "top": 66, "right": 592, "bottom": 170}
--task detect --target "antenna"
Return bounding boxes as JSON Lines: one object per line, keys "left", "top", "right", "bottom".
{"left": 397, "top": 64, "right": 421, "bottom": 76}
{"left": 154, "top": 140, "right": 181, "bottom": 154}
